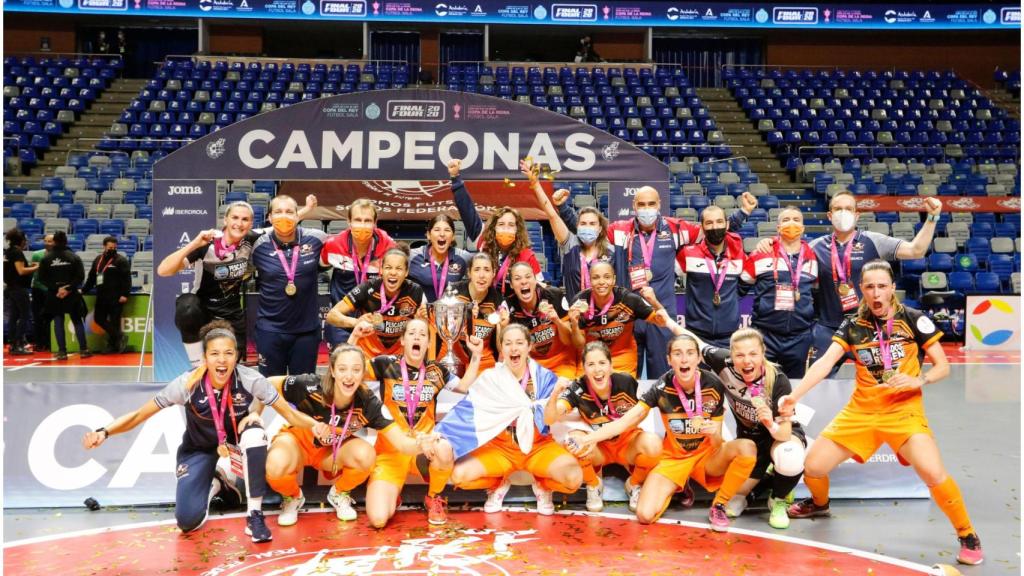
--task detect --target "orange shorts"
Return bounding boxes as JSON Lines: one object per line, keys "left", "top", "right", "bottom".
{"left": 462, "top": 433, "right": 571, "bottom": 484}
{"left": 597, "top": 428, "right": 643, "bottom": 467}
{"left": 650, "top": 448, "right": 723, "bottom": 492}
{"left": 821, "top": 405, "right": 932, "bottom": 465}
{"left": 274, "top": 426, "right": 333, "bottom": 469}
{"left": 370, "top": 449, "right": 423, "bottom": 488}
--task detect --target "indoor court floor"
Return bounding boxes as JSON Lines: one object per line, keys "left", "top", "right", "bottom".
{"left": 3, "top": 350, "right": 1020, "bottom": 575}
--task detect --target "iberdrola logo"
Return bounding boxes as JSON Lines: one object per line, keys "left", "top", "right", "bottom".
{"left": 969, "top": 298, "right": 1015, "bottom": 346}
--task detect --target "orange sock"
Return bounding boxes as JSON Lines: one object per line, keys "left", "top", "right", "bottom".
{"left": 929, "top": 476, "right": 975, "bottom": 537}
{"left": 712, "top": 455, "right": 756, "bottom": 506}
{"left": 428, "top": 465, "right": 452, "bottom": 497}
{"left": 581, "top": 462, "right": 601, "bottom": 488}
{"left": 630, "top": 454, "right": 659, "bottom": 485}
{"left": 333, "top": 466, "right": 371, "bottom": 493}
{"left": 803, "top": 474, "right": 830, "bottom": 507}
{"left": 266, "top": 473, "right": 301, "bottom": 498}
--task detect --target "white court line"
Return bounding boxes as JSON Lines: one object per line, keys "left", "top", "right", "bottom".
{"left": 5, "top": 362, "right": 40, "bottom": 371}
{"left": 4, "top": 506, "right": 942, "bottom": 574}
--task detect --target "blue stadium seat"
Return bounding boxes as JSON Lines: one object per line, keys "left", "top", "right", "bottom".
{"left": 948, "top": 271, "right": 974, "bottom": 293}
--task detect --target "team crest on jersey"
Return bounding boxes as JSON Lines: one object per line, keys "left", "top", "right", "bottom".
{"left": 176, "top": 464, "right": 189, "bottom": 478}
{"left": 658, "top": 230, "right": 671, "bottom": 239}
{"left": 300, "top": 244, "right": 314, "bottom": 255}
{"left": 399, "top": 304, "right": 416, "bottom": 316}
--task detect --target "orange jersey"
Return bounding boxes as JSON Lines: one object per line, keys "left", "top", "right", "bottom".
{"left": 832, "top": 305, "right": 943, "bottom": 413}
{"left": 557, "top": 372, "right": 641, "bottom": 437}
{"left": 369, "top": 355, "right": 455, "bottom": 453}
{"left": 343, "top": 278, "right": 424, "bottom": 357}
{"left": 506, "top": 285, "right": 578, "bottom": 378}
{"left": 638, "top": 369, "right": 726, "bottom": 460}
{"left": 573, "top": 286, "right": 656, "bottom": 376}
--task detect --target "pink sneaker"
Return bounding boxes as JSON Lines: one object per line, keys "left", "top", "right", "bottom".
{"left": 956, "top": 533, "right": 984, "bottom": 565}
{"left": 708, "top": 503, "right": 730, "bottom": 532}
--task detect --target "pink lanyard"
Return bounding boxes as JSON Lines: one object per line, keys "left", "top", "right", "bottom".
{"left": 588, "top": 291, "right": 614, "bottom": 320}
{"left": 627, "top": 228, "right": 657, "bottom": 269}
{"left": 519, "top": 367, "right": 532, "bottom": 395}
{"left": 830, "top": 233, "right": 855, "bottom": 286}
{"left": 212, "top": 236, "right": 237, "bottom": 260}
{"left": 774, "top": 240, "right": 806, "bottom": 292}
{"left": 495, "top": 254, "right": 513, "bottom": 289}
{"left": 671, "top": 371, "right": 703, "bottom": 420}
{"left": 329, "top": 400, "right": 356, "bottom": 470}
{"left": 747, "top": 372, "right": 767, "bottom": 399}
{"left": 579, "top": 251, "right": 592, "bottom": 291}
{"left": 399, "top": 357, "right": 427, "bottom": 429}
{"left": 379, "top": 282, "right": 400, "bottom": 315}
{"left": 430, "top": 252, "right": 449, "bottom": 298}
{"left": 703, "top": 249, "right": 728, "bottom": 298}
{"left": 584, "top": 376, "right": 619, "bottom": 419}
{"left": 273, "top": 237, "right": 300, "bottom": 287}
{"left": 875, "top": 317, "right": 895, "bottom": 371}
{"left": 350, "top": 235, "right": 374, "bottom": 285}
{"left": 201, "top": 373, "right": 237, "bottom": 447}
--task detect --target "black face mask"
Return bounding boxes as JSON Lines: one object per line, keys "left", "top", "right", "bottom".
{"left": 704, "top": 227, "right": 727, "bottom": 246}
{"left": 105, "top": 248, "right": 117, "bottom": 256}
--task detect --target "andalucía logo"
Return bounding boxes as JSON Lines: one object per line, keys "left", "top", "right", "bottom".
{"left": 969, "top": 298, "right": 1015, "bottom": 346}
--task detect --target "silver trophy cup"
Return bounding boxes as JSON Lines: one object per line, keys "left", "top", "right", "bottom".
{"left": 432, "top": 286, "right": 473, "bottom": 377}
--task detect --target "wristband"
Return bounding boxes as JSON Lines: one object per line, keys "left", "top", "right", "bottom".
{"left": 927, "top": 214, "right": 940, "bottom": 223}
{"left": 95, "top": 427, "right": 109, "bottom": 439}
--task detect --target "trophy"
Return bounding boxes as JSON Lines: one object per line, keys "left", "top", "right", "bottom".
{"left": 432, "top": 286, "right": 474, "bottom": 377}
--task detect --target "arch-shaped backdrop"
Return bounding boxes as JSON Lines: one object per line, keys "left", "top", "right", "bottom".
{"left": 153, "top": 89, "right": 669, "bottom": 380}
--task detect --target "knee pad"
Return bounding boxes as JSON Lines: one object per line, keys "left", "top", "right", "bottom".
{"left": 174, "top": 293, "right": 206, "bottom": 343}
{"left": 238, "top": 425, "right": 267, "bottom": 450}
{"left": 772, "top": 440, "right": 805, "bottom": 477}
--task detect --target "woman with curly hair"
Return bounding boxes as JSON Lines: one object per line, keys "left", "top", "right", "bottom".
{"left": 447, "top": 158, "right": 543, "bottom": 298}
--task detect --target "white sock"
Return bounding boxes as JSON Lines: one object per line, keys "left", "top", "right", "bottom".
{"left": 208, "top": 477, "right": 222, "bottom": 504}
{"left": 247, "top": 496, "right": 262, "bottom": 514}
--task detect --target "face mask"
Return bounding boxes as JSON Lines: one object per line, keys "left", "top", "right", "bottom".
{"left": 704, "top": 227, "right": 727, "bottom": 246}
{"left": 350, "top": 226, "right": 373, "bottom": 243}
{"left": 831, "top": 210, "right": 856, "bottom": 233}
{"left": 636, "top": 208, "right": 659, "bottom": 227}
{"left": 272, "top": 217, "right": 296, "bottom": 237}
{"left": 105, "top": 248, "right": 117, "bottom": 256}
{"left": 495, "top": 231, "right": 517, "bottom": 249}
{"left": 577, "top": 226, "right": 600, "bottom": 245}
{"left": 779, "top": 223, "right": 805, "bottom": 242}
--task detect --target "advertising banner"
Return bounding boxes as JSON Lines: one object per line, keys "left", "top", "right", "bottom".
{"left": 50, "top": 294, "right": 153, "bottom": 352}
{"left": 4, "top": 1, "right": 1019, "bottom": 29}
{"left": 965, "top": 295, "right": 1021, "bottom": 351}
{"left": 855, "top": 196, "right": 1021, "bottom": 214}
{"left": 3, "top": 377, "right": 924, "bottom": 508}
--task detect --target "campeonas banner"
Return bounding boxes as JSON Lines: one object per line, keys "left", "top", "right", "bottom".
{"left": 855, "top": 195, "right": 1021, "bottom": 213}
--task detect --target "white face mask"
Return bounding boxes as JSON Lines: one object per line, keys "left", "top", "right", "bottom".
{"left": 831, "top": 209, "right": 856, "bottom": 233}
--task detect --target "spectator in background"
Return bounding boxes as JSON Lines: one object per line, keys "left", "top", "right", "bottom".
{"left": 38, "top": 231, "right": 91, "bottom": 360}
{"left": 96, "top": 30, "right": 111, "bottom": 54}
{"left": 30, "top": 233, "right": 54, "bottom": 353}
{"left": 116, "top": 29, "right": 128, "bottom": 57}
{"left": 578, "top": 35, "right": 602, "bottom": 63}
{"left": 5, "top": 229, "right": 38, "bottom": 355}
{"left": 83, "top": 236, "right": 132, "bottom": 354}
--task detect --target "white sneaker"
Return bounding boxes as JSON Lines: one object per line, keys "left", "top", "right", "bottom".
{"left": 585, "top": 478, "right": 604, "bottom": 513}
{"left": 624, "top": 479, "right": 642, "bottom": 513}
{"left": 532, "top": 482, "right": 555, "bottom": 516}
{"left": 725, "top": 495, "right": 748, "bottom": 519}
{"left": 278, "top": 492, "right": 305, "bottom": 526}
{"left": 483, "top": 478, "right": 512, "bottom": 513}
{"left": 327, "top": 486, "right": 357, "bottom": 521}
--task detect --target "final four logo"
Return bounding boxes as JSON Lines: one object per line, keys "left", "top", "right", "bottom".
{"left": 206, "top": 137, "right": 226, "bottom": 159}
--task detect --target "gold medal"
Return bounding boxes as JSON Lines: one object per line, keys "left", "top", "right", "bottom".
{"left": 750, "top": 396, "right": 766, "bottom": 409}
{"left": 691, "top": 416, "right": 705, "bottom": 431}
{"left": 645, "top": 270, "right": 653, "bottom": 281}
{"left": 217, "top": 444, "right": 229, "bottom": 458}
{"left": 794, "top": 292, "right": 801, "bottom": 302}
{"left": 371, "top": 313, "right": 384, "bottom": 326}
{"left": 285, "top": 282, "right": 297, "bottom": 296}
{"left": 712, "top": 292, "right": 721, "bottom": 306}
{"left": 837, "top": 282, "right": 852, "bottom": 296}
{"left": 882, "top": 369, "right": 896, "bottom": 383}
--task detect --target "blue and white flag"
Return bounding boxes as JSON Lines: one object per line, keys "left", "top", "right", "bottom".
{"left": 435, "top": 360, "right": 559, "bottom": 459}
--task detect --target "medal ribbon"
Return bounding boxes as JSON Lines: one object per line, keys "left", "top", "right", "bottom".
{"left": 830, "top": 233, "right": 855, "bottom": 286}
{"left": 400, "top": 357, "right": 427, "bottom": 430}
{"left": 588, "top": 291, "right": 614, "bottom": 320}
{"left": 273, "top": 236, "right": 300, "bottom": 289}
{"left": 212, "top": 236, "right": 237, "bottom": 260}
{"left": 430, "top": 252, "right": 449, "bottom": 299}
{"left": 773, "top": 239, "right": 806, "bottom": 294}
{"left": 671, "top": 370, "right": 703, "bottom": 421}
{"left": 747, "top": 370, "right": 767, "bottom": 399}
{"left": 494, "top": 254, "right": 513, "bottom": 289}
{"left": 703, "top": 252, "right": 728, "bottom": 300}
{"left": 329, "top": 400, "right": 356, "bottom": 471}
{"left": 584, "top": 376, "right": 619, "bottom": 419}
{"left": 379, "top": 281, "right": 400, "bottom": 315}
{"left": 201, "top": 373, "right": 238, "bottom": 448}
{"left": 579, "top": 250, "right": 592, "bottom": 291}
{"left": 350, "top": 234, "right": 375, "bottom": 285}
{"left": 875, "top": 316, "right": 895, "bottom": 371}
